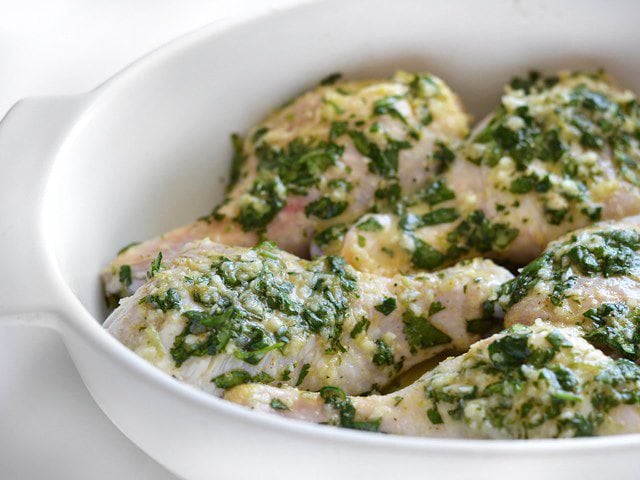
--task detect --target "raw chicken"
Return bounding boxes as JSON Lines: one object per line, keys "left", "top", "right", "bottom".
{"left": 105, "top": 239, "right": 511, "bottom": 396}
{"left": 226, "top": 320, "right": 640, "bottom": 439}
{"left": 328, "top": 71, "right": 640, "bottom": 275}
{"left": 103, "top": 71, "right": 469, "bottom": 304}
{"left": 500, "top": 215, "right": 640, "bottom": 361}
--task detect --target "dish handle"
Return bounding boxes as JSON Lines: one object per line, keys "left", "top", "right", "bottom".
{"left": 0, "top": 95, "right": 88, "bottom": 328}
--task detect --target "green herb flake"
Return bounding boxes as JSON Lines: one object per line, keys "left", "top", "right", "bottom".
{"left": 488, "top": 332, "right": 531, "bottom": 369}
{"left": 357, "top": 217, "right": 383, "bottom": 232}
{"left": 373, "top": 95, "right": 408, "bottom": 124}
{"left": 374, "top": 297, "right": 397, "bottom": 316}
{"left": 466, "top": 300, "right": 499, "bottom": 335}
{"left": 296, "top": 363, "right": 310, "bottom": 386}
{"left": 428, "top": 301, "right": 446, "bottom": 317}
{"left": 411, "top": 238, "right": 445, "bottom": 270}
{"left": 237, "top": 178, "right": 286, "bottom": 232}
{"left": 212, "top": 370, "right": 252, "bottom": 389}
{"left": 402, "top": 310, "right": 452, "bottom": 353}
{"left": 270, "top": 398, "right": 290, "bottom": 410}
{"left": 420, "top": 208, "right": 459, "bottom": 227}
{"left": 119, "top": 265, "right": 132, "bottom": 287}
{"left": 546, "top": 330, "right": 573, "bottom": 349}
{"left": 582, "top": 302, "right": 640, "bottom": 359}
{"left": 372, "top": 339, "right": 394, "bottom": 366}
{"left": 251, "top": 127, "right": 269, "bottom": 144}
{"left": 427, "top": 407, "right": 444, "bottom": 424}
{"left": 319, "top": 386, "right": 381, "bottom": 432}
{"left": 313, "top": 224, "right": 347, "bottom": 247}
{"left": 145, "top": 288, "right": 181, "bottom": 313}
{"left": 252, "top": 371, "right": 275, "bottom": 384}
{"left": 147, "top": 252, "right": 163, "bottom": 279}
{"left": 421, "top": 180, "right": 455, "bottom": 205}
{"left": 304, "top": 197, "right": 348, "bottom": 219}
{"left": 433, "top": 141, "right": 456, "bottom": 172}
{"left": 350, "top": 317, "right": 370, "bottom": 338}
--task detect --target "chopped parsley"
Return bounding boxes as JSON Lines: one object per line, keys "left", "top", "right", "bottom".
{"left": 147, "top": 252, "right": 163, "bottom": 279}
{"left": 119, "top": 265, "right": 132, "bottom": 287}
{"left": 348, "top": 130, "right": 411, "bottom": 178}
{"left": 373, "top": 95, "right": 407, "bottom": 124}
{"left": 374, "top": 297, "right": 397, "bottom": 316}
{"left": 419, "top": 179, "right": 455, "bottom": 205}
{"left": 313, "top": 224, "right": 347, "bottom": 248}
{"left": 319, "top": 386, "right": 381, "bottom": 432}
{"left": 466, "top": 71, "right": 640, "bottom": 228}
{"left": 372, "top": 339, "right": 394, "bottom": 366}
{"left": 433, "top": 141, "right": 456, "bottom": 173}
{"left": 212, "top": 369, "right": 275, "bottom": 389}
{"left": 426, "top": 407, "right": 443, "bottom": 425}
{"left": 402, "top": 308, "right": 451, "bottom": 353}
{"left": 144, "top": 288, "right": 180, "bottom": 313}
{"left": 411, "top": 238, "right": 445, "bottom": 270}
{"left": 296, "top": 363, "right": 310, "bottom": 386}
{"left": 212, "top": 370, "right": 252, "bottom": 389}
{"left": 582, "top": 303, "right": 640, "bottom": 360}
{"left": 350, "top": 317, "right": 370, "bottom": 338}
{"left": 356, "top": 217, "right": 383, "bottom": 232}
{"left": 270, "top": 398, "right": 290, "bottom": 410}
{"left": 304, "top": 197, "right": 348, "bottom": 219}
{"left": 424, "top": 322, "right": 640, "bottom": 438}
{"left": 499, "top": 228, "right": 640, "bottom": 311}
{"left": 164, "top": 244, "right": 359, "bottom": 368}
{"left": 466, "top": 300, "right": 500, "bottom": 335}
{"left": 445, "top": 210, "right": 518, "bottom": 261}
{"left": 236, "top": 178, "right": 286, "bottom": 232}
{"left": 401, "top": 208, "right": 459, "bottom": 231}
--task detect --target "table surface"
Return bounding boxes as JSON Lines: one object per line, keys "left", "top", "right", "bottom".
{"left": 0, "top": 1, "right": 299, "bottom": 478}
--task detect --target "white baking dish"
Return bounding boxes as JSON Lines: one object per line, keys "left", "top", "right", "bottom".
{"left": 2, "top": 0, "right": 640, "bottom": 478}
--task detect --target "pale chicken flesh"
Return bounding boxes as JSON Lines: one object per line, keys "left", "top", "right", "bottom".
{"left": 327, "top": 71, "right": 640, "bottom": 275}
{"left": 225, "top": 320, "right": 640, "bottom": 438}
{"left": 105, "top": 239, "right": 511, "bottom": 396}
{"left": 103, "top": 71, "right": 469, "bottom": 304}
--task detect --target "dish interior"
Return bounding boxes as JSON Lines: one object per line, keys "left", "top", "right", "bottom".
{"left": 44, "top": 0, "right": 640, "bottom": 326}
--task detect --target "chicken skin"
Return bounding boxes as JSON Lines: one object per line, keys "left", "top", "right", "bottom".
{"left": 103, "top": 71, "right": 469, "bottom": 304}
{"left": 226, "top": 320, "right": 640, "bottom": 439}
{"left": 499, "top": 216, "right": 640, "bottom": 361}
{"left": 327, "top": 71, "right": 640, "bottom": 275}
{"left": 105, "top": 239, "right": 511, "bottom": 396}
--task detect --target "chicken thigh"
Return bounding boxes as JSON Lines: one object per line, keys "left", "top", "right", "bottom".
{"left": 105, "top": 239, "right": 511, "bottom": 396}
{"left": 103, "top": 71, "right": 469, "bottom": 304}
{"left": 328, "top": 71, "right": 640, "bottom": 275}
{"left": 226, "top": 320, "right": 640, "bottom": 438}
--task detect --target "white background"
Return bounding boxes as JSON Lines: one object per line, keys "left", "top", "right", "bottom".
{"left": 0, "top": 1, "right": 300, "bottom": 478}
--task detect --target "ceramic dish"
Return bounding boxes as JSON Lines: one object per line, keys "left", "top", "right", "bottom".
{"left": 2, "top": 0, "right": 640, "bottom": 478}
